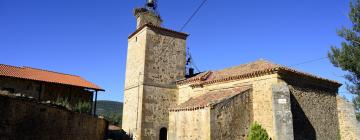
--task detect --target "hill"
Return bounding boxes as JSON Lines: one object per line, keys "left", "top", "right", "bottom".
{"left": 95, "top": 100, "right": 123, "bottom": 115}
{"left": 95, "top": 100, "right": 123, "bottom": 126}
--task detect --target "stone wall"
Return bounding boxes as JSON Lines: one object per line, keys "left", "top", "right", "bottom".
{"left": 210, "top": 90, "right": 253, "bottom": 140}
{"left": 288, "top": 85, "right": 339, "bottom": 140}
{"left": 169, "top": 108, "right": 211, "bottom": 140}
{"left": 337, "top": 96, "right": 360, "bottom": 140}
{"left": 137, "top": 28, "right": 186, "bottom": 139}
{"left": 272, "top": 83, "right": 294, "bottom": 140}
{"left": 0, "top": 76, "right": 93, "bottom": 106}
{"left": 123, "top": 23, "right": 187, "bottom": 140}
{"left": 141, "top": 86, "right": 177, "bottom": 140}
{"left": 122, "top": 85, "right": 143, "bottom": 138}
{"left": 122, "top": 24, "right": 148, "bottom": 139}
{"left": 135, "top": 8, "right": 162, "bottom": 29}
{"left": 178, "top": 74, "right": 279, "bottom": 139}
{"left": 0, "top": 94, "right": 108, "bottom": 140}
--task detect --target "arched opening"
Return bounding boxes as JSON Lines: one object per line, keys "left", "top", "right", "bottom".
{"left": 159, "top": 127, "right": 167, "bottom": 140}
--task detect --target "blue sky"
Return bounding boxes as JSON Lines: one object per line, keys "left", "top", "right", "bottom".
{"left": 0, "top": 0, "right": 353, "bottom": 102}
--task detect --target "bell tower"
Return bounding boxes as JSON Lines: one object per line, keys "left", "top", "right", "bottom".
{"left": 122, "top": 1, "right": 188, "bottom": 139}
{"left": 135, "top": 0, "right": 162, "bottom": 29}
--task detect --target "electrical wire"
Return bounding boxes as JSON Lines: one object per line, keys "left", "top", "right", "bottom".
{"left": 156, "top": 0, "right": 208, "bottom": 71}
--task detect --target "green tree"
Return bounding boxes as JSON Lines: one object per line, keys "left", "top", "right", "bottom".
{"left": 55, "top": 97, "right": 71, "bottom": 110}
{"left": 328, "top": 0, "right": 360, "bottom": 120}
{"left": 74, "top": 101, "right": 92, "bottom": 114}
{"left": 100, "top": 112, "right": 122, "bottom": 126}
{"left": 247, "top": 122, "right": 270, "bottom": 140}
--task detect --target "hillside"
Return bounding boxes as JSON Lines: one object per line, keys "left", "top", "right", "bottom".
{"left": 95, "top": 100, "right": 123, "bottom": 126}
{"left": 95, "top": 100, "right": 123, "bottom": 115}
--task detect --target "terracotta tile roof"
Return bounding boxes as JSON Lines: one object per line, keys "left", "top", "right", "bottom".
{"left": 170, "top": 86, "right": 251, "bottom": 112}
{"left": 0, "top": 64, "right": 104, "bottom": 91}
{"left": 177, "top": 60, "right": 341, "bottom": 87}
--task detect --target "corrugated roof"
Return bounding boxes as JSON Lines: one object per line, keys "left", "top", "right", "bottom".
{"left": 170, "top": 87, "right": 251, "bottom": 112}
{"left": 177, "top": 60, "right": 341, "bottom": 87}
{"left": 0, "top": 64, "right": 104, "bottom": 91}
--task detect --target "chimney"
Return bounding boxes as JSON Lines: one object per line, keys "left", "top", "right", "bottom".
{"left": 189, "top": 68, "right": 195, "bottom": 77}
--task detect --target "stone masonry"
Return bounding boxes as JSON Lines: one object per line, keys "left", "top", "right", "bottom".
{"left": 122, "top": 3, "right": 357, "bottom": 140}
{"left": 0, "top": 94, "right": 107, "bottom": 140}
{"left": 122, "top": 7, "right": 187, "bottom": 140}
{"left": 337, "top": 96, "right": 360, "bottom": 140}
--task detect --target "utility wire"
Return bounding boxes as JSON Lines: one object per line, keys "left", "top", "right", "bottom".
{"left": 156, "top": 0, "right": 208, "bottom": 71}
{"left": 179, "top": 0, "right": 208, "bottom": 31}
{"left": 288, "top": 56, "right": 329, "bottom": 67}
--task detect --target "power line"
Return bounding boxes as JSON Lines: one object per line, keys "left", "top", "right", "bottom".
{"left": 179, "top": 0, "right": 208, "bottom": 31}
{"left": 156, "top": 0, "right": 208, "bottom": 71}
{"left": 288, "top": 56, "right": 329, "bottom": 67}
{"left": 157, "top": 0, "right": 208, "bottom": 56}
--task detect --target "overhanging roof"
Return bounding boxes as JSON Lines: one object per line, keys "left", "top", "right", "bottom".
{"left": 0, "top": 64, "right": 104, "bottom": 91}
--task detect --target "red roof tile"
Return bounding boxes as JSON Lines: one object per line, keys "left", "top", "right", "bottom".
{"left": 170, "top": 86, "right": 251, "bottom": 111}
{"left": 177, "top": 60, "right": 341, "bottom": 87}
{"left": 0, "top": 64, "right": 104, "bottom": 91}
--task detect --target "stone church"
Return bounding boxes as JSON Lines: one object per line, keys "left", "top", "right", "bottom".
{"left": 122, "top": 2, "right": 359, "bottom": 140}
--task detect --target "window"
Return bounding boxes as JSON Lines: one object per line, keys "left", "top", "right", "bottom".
{"left": 159, "top": 127, "right": 167, "bottom": 140}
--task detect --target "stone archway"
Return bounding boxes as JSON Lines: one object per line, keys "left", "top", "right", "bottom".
{"left": 159, "top": 127, "right": 167, "bottom": 140}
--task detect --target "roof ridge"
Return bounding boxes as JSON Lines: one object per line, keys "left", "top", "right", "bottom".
{"left": 0, "top": 64, "right": 23, "bottom": 69}
{"left": 0, "top": 63, "right": 103, "bottom": 91}
{"left": 128, "top": 23, "right": 189, "bottom": 39}
{"left": 22, "top": 66, "right": 80, "bottom": 77}
{"left": 177, "top": 59, "right": 341, "bottom": 86}
{"left": 216, "top": 59, "right": 280, "bottom": 72}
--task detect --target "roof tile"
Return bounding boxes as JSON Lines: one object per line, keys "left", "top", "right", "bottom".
{"left": 0, "top": 64, "right": 103, "bottom": 91}
{"left": 177, "top": 60, "right": 340, "bottom": 86}
{"left": 170, "top": 86, "right": 251, "bottom": 111}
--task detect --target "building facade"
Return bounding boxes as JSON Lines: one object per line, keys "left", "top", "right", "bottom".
{"left": 122, "top": 4, "right": 359, "bottom": 140}
{"left": 0, "top": 64, "right": 103, "bottom": 106}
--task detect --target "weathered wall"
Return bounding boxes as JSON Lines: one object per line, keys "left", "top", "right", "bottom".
{"left": 138, "top": 28, "right": 186, "bottom": 140}
{"left": 123, "top": 24, "right": 187, "bottom": 140}
{"left": 0, "top": 76, "right": 93, "bottom": 105}
{"left": 337, "top": 96, "right": 360, "bottom": 140}
{"left": 0, "top": 94, "right": 107, "bottom": 140}
{"left": 272, "top": 83, "right": 294, "bottom": 140}
{"left": 135, "top": 9, "right": 162, "bottom": 29}
{"left": 141, "top": 86, "right": 177, "bottom": 140}
{"left": 144, "top": 30, "right": 186, "bottom": 86}
{"left": 178, "top": 74, "right": 279, "bottom": 139}
{"left": 287, "top": 84, "right": 339, "bottom": 140}
{"left": 169, "top": 108, "right": 211, "bottom": 140}
{"left": 122, "top": 85, "right": 144, "bottom": 138}
{"left": 210, "top": 90, "right": 253, "bottom": 140}
{"left": 122, "top": 25, "right": 147, "bottom": 139}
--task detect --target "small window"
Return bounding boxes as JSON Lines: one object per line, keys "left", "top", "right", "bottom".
{"left": 159, "top": 127, "right": 167, "bottom": 140}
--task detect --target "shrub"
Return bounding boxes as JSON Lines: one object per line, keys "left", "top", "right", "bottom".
{"left": 74, "top": 101, "right": 92, "bottom": 114}
{"left": 55, "top": 97, "right": 71, "bottom": 110}
{"left": 247, "top": 122, "right": 270, "bottom": 140}
{"left": 101, "top": 112, "right": 122, "bottom": 126}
